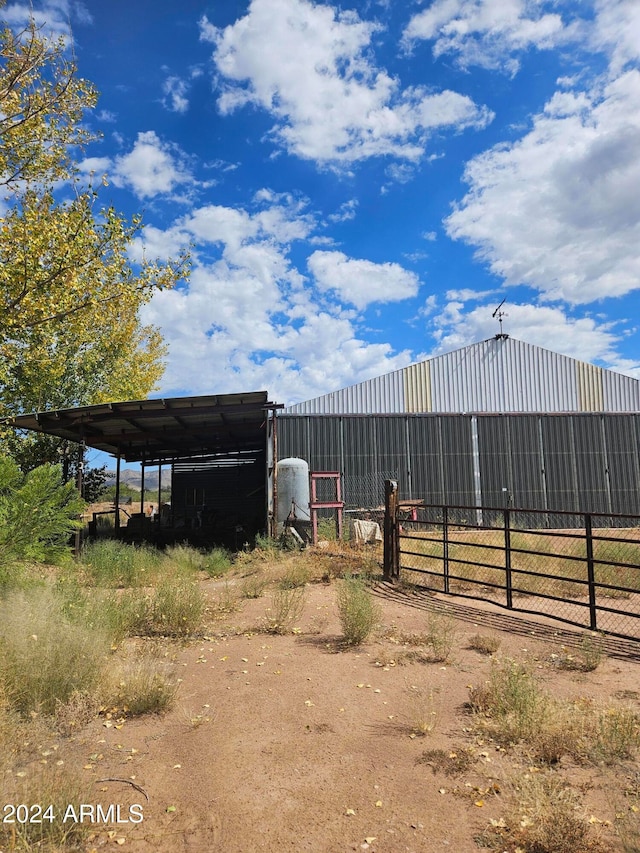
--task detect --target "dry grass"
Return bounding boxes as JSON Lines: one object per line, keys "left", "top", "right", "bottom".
{"left": 264, "top": 585, "right": 306, "bottom": 634}
{"left": 483, "top": 770, "right": 610, "bottom": 853}
{"left": 468, "top": 633, "right": 501, "bottom": 655}
{"left": 0, "top": 587, "right": 110, "bottom": 716}
{"left": 470, "top": 657, "right": 640, "bottom": 766}
{"left": 380, "top": 610, "right": 458, "bottom": 664}
{"left": 549, "top": 633, "right": 606, "bottom": 672}
{"left": 404, "top": 682, "right": 441, "bottom": 737}
{"left": 106, "top": 656, "right": 179, "bottom": 716}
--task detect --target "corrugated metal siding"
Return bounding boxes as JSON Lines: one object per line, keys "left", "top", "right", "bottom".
{"left": 577, "top": 362, "right": 604, "bottom": 412}
{"left": 287, "top": 369, "right": 406, "bottom": 414}
{"left": 477, "top": 417, "right": 512, "bottom": 506}
{"left": 278, "top": 413, "right": 640, "bottom": 516}
{"left": 507, "top": 416, "right": 546, "bottom": 509}
{"left": 604, "top": 416, "right": 640, "bottom": 514}
{"left": 406, "top": 416, "right": 445, "bottom": 504}
{"left": 573, "top": 416, "right": 609, "bottom": 512}
{"left": 283, "top": 336, "right": 635, "bottom": 415}
{"left": 539, "top": 417, "right": 579, "bottom": 512}
{"left": 603, "top": 369, "right": 640, "bottom": 411}
{"left": 428, "top": 338, "right": 581, "bottom": 412}
{"left": 403, "top": 361, "right": 431, "bottom": 412}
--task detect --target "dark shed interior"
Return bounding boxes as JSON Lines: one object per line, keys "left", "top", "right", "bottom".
{"left": 6, "top": 392, "right": 281, "bottom": 548}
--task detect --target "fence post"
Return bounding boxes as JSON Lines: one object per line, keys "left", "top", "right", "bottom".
{"left": 383, "top": 480, "right": 399, "bottom": 581}
{"left": 584, "top": 513, "right": 598, "bottom": 631}
{"left": 504, "top": 508, "right": 513, "bottom": 609}
{"left": 442, "top": 505, "right": 449, "bottom": 594}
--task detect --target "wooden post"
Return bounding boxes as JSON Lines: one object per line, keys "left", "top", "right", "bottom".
{"left": 383, "top": 479, "right": 399, "bottom": 580}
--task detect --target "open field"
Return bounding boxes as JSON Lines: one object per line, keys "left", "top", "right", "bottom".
{"left": 1, "top": 543, "right": 640, "bottom": 852}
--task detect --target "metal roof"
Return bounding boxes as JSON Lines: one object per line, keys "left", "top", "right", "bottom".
{"left": 4, "top": 392, "right": 280, "bottom": 464}
{"left": 283, "top": 336, "right": 640, "bottom": 415}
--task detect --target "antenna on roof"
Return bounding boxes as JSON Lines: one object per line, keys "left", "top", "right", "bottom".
{"left": 492, "top": 299, "right": 508, "bottom": 339}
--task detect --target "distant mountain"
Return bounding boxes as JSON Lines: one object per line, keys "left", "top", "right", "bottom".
{"left": 105, "top": 468, "right": 172, "bottom": 492}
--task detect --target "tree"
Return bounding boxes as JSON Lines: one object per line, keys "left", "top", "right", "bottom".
{"left": 0, "top": 10, "right": 188, "bottom": 468}
{"left": 0, "top": 455, "right": 85, "bottom": 574}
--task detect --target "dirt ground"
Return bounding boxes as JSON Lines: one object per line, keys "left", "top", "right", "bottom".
{"left": 38, "top": 569, "right": 640, "bottom": 853}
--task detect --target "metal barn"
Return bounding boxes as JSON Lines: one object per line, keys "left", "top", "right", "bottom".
{"left": 278, "top": 336, "right": 640, "bottom": 516}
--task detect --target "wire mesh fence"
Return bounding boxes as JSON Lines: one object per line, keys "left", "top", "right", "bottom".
{"left": 390, "top": 499, "right": 640, "bottom": 641}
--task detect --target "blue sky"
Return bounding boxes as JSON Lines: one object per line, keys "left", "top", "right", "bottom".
{"left": 7, "top": 0, "right": 640, "bottom": 415}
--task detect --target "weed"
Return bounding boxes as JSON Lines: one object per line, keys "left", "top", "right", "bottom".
{"left": 470, "top": 658, "right": 640, "bottom": 766}
{"left": 550, "top": 633, "right": 605, "bottom": 672}
{"left": 417, "top": 745, "right": 476, "bottom": 775}
{"left": 0, "top": 588, "right": 109, "bottom": 716}
{"left": 424, "top": 612, "right": 457, "bottom": 662}
{"left": 107, "top": 657, "right": 178, "bottom": 716}
{"left": 591, "top": 705, "right": 640, "bottom": 764}
{"left": 212, "top": 579, "right": 243, "bottom": 614}
{"left": 164, "top": 543, "right": 207, "bottom": 574}
{"left": 279, "top": 561, "right": 311, "bottom": 589}
{"left": 0, "top": 766, "right": 93, "bottom": 851}
{"left": 470, "top": 658, "right": 548, "bottom": 746}
{"left": 468, "top": 633, "right": 501, "bottom": 655}
{"left": 240, "top": 572, "right": 268, "bottom": 599}
{"left": 265, "top": 585, "right": 306, "bottom": 634}
{"left": 80, "top": 540, "right": 162, "bottom": 587}
{"left": 203, "top": 547, "right": 233, "bottom": 578}
{"left": 254, "top": 533, "right": 285, "bottom": 556}
{"left": 336, "top": 574, "right": 380, "bottom": 645}
{"left": 54, "top": 689, "right": 101, "bottom": 736}
{"left": 150, "top": 578, "right": 204, "bottom": 636}
{"left": 405, "top": 683, "right": 440, "bottom": 736}
{"left": 486, "top": 771, "right": 609, "bottom": 853}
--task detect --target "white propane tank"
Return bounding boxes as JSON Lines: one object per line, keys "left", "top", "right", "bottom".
{"left": 276, "top": 457, "right": 311, "bottom": 527}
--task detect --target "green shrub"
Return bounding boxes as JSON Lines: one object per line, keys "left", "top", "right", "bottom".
{"left": 150, "top": 578, "right": 204, "bottom": 636}
{"left": 202, "top": 547, "right": 233, "bottom": 578}
{"left": 0, "top": 457, "right": 85, "bottom": 576}
{"left": 163, "top": 543, "right": 207, "bottom": 575}
{"left": 80, "top": 539, "right": 162, "bottom": 587}
{"left": 470, "top": 658, "right": 547, "bottom": 745}
{"left": 336, "top": 574, "right": 380, "bottom": 645}
{"left": 279, "top": 561, "right": 310, "bottom": 589}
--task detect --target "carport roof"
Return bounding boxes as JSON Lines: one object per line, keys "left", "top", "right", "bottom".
{"left": 4, "top": 392, "right": 281, "bottom": 464}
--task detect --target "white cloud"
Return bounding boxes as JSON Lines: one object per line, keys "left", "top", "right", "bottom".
{"left": 137, "top": 196, "right": 413, "bottom": 403}
{"left": 445, "top": 69, "right": 640, "bottom": 304}
{"left": 200, "top": 0, "right": 492, "bottom": 165}
{"left": 162, "top": 76, "right": 190, "bottom": 113}
{"left": 403, "top": 0, "right": 571, "bottom": 73}
{"left": 308, "top": 250, "right": 420, "bottom": 309}
{"left": 593, "top": 0, "right": 640, "bottom": 72}
{"left": 4, "top": 0, "right": 91, "bottom": 41}
{"left": 110, "top": 131, "right": 193, "bottom": 199}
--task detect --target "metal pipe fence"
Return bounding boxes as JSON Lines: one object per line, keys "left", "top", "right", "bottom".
{"left": 383, "top": 481, "right": 640, "bottom": 641}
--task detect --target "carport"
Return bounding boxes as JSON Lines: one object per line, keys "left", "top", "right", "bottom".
{"left": 5, "top": 392, "right": 282, "bottom": 548}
